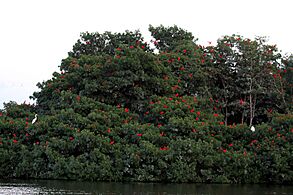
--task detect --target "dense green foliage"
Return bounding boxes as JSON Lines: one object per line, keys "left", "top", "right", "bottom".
{"left": 0, "top": 25, "right": 292, "bottom": 183}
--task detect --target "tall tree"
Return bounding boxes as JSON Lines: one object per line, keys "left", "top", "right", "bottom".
{"left": 210, "top": 35, "right": 284, "bottom": 126}
{"left": 276, "top": 55, "right": 293, "bottom": 113}
{"left": 149, "top": 25, "right": 195, "bottom": 52}
{"left": 210, "top": 36, "right": 239, "bottom": 125}
{"left": 68, "top": 30, "right": 151, "bottom": 58}
{"left": 32, "top": 37, "right": 173, "bottom": 114}
{"left": 236, "top": 36, "right": 282, "bottom": 126}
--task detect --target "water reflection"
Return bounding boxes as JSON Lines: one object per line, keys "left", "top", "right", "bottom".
{"left": 0, "top": 180, "right": 90, "bottom": 195}
{"left": 0, "top": 179, "right": 292, "bottom": 195}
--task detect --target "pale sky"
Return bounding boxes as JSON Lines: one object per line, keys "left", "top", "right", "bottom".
{"left": 0, "top": 0, "right": 292, "bottom": 109}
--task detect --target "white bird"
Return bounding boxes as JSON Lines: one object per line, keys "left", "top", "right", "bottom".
{"left": 32, "top": 114, "right": 38, "bottom": 124}
{"left": 250, "top": 125, "right": 255, "bottom": 132}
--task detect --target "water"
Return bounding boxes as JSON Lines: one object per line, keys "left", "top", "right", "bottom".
{"left": 0, "top": 179, "right": 292, "bottom": 195}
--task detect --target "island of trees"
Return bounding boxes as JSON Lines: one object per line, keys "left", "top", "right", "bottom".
{"left": 0, "top": 25, "right": 292, "bottom": 184}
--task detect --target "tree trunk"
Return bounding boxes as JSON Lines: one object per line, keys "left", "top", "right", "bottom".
{"left": 241, "top": 110, "right": 244, "bottom": 125}
{"left": 249, "top": 94, "right": 253, "bottom": 126}
{"left": 249, "top": 79, "right": 254, "bottom": 127}
{"left": 225, "top": 105, "right": 228, "bottom": 126}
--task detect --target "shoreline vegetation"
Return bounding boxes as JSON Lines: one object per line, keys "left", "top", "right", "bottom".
{"left": 0, "top": 25, "right": 292, "bottom": 184}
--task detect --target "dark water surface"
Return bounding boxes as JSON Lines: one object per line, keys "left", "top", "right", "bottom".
{"left": 0, "top": 179, "right": 292, "bottom": 195}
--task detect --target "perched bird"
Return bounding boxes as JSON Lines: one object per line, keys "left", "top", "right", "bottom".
{"left": 250, "top": 125, "right": 255, "bottom": 132}
{"left": 32, "top": 114, "right": 38, "bottom": 124}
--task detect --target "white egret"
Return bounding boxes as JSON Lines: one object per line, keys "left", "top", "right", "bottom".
{"left": 250, "top": 125, "right": 255, "bottom": 132}
{"left": 32, "top": 114, "right": 38, "bottom": 124}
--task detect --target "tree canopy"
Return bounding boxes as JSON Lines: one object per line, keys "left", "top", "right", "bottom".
{"left": 0, "top": 25, "right": 292, "bottom": 183}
